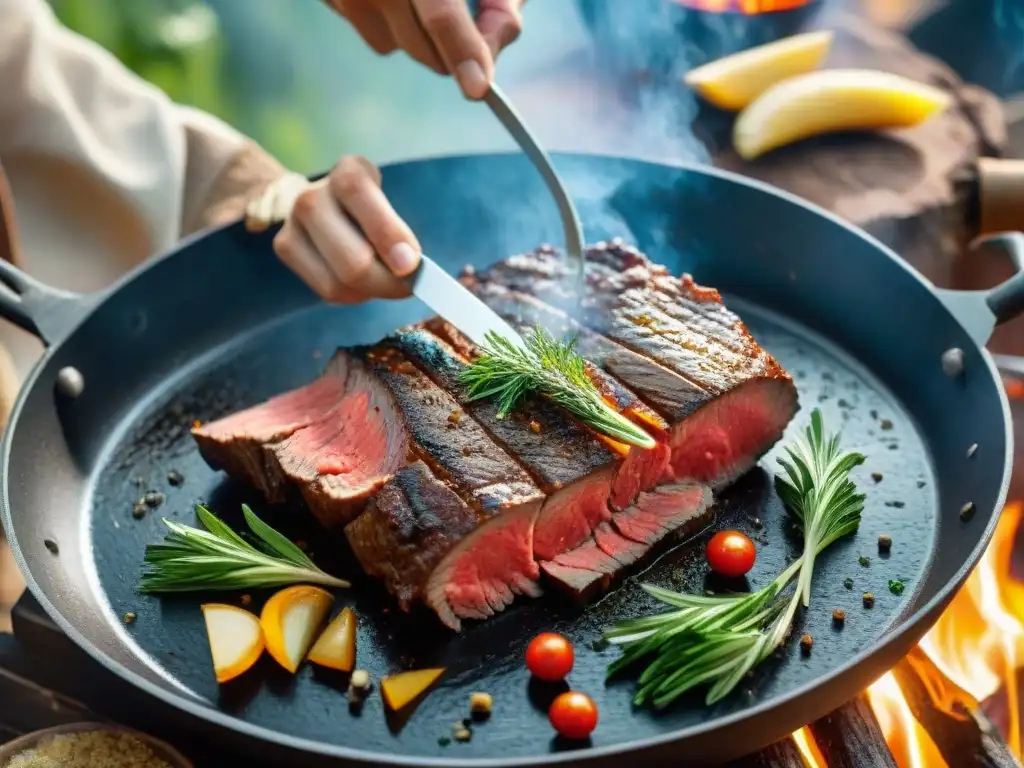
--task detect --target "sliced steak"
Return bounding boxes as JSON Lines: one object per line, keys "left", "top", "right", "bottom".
{"left": 388, "top": 326, "right": 619, "bottom": 559}
{"left": 195, "top": 345, "right": 545, "bottom": 628}
{"left": 193, "top": 352, "right": 407, "bottom": 525}
{"left": 353, "top": 344, "right": 545, "bottom": 624}
{"left": 345, "top": 461, "right": 539, "bottom": 631}
{"left": 476, "top": 244, "right": 798, "bottom": 489}
{"left": 542, "top": 483, "right": 713, "bottom": 599}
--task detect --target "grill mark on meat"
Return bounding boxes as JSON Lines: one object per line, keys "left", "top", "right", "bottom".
{"left": 475, "top": 249, "right": 774, "bottom": 396}
{"left": 360, "top": 344, "right": 543, "bottom": 513}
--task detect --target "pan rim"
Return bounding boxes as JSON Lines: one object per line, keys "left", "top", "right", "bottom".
{"left": 0, "top": 150, "right": 1013, "bottom": 766}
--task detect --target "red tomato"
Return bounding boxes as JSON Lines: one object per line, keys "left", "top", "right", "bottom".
{"left": 549, "top": 691, "right": 598, "bottom": 740}
{"left": 525, "top": 632, "right": 575, "bottom": 681}
{"left": 706, "top": 530, "right": 756, "bottom": 578}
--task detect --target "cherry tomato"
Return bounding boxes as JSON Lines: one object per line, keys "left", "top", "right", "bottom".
{"left": 525, "top": 632, "right": 575, "bottom": 681}
{"left": 706, "top": 530, "right": 756, "bottom": 578}
{"left": 549, "top": 691, "right": 598, "bottom": 740}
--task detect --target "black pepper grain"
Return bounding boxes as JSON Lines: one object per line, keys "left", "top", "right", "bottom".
{"left": 880, "top": 418, "right": 893, "bottom": 430}
{"left": 878, "top": 534, "right": 892, "bottom": 553}
{"left": 143, "top": 491, "right": 165, "bottom": 508}
{"left": 752, "top": 517, "right": 763, "bottom": 529}
{"left": 960, "top": 502, "right": 976, "bottom": 522}
{"left": 131, "top": 501, "right": 148, "bottom": 519}
{"left": 799, "top": 634, "right": 813, "bottom": 655}
{"left": 885, "top": 500, "right": 905, "bottom": 509}
{"left": 43, "top": 539, "right": 59, "bottom": 555}
{"left": 832, "top": 609, "right": 846, "bottom": 626}
{"left": 167, "top": 470, "right": 184, "bottom": 486}
{"left": 917, "top": 479, "right": 927, "bottom": 488}
{"left": 438, "top": 737, "right": 451, "bottom": 747}
{"left": 871, "top": 472, "right": 883, "bottom": 483}
{"left": 863, "top": 592, "right": 875, "bottom": 609}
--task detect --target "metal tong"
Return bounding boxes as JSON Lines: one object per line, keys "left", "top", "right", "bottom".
{"left": 484, "top": 85, "right": 586, "bottom": 293}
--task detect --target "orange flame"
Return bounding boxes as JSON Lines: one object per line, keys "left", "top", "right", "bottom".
{"left": 789, "top": 502, "right": 1024, "bottom": 767}
{"left": 673, "top": 0, "right": 814, "bottom": 13}
{"left": 867, "top": 502, "right": 1024, "bottom": 767}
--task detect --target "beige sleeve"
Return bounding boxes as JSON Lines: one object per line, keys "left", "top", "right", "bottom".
{"left": 0, "top": 0, "right": 288, "bottom": 247}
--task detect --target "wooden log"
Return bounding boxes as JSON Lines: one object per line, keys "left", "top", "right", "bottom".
{"left": 728, "top": 736, "right": 806, "bottom": 768}
{"left": 808, "top": 695, "right": 898, "bottom": 768}
{"left": 892, "top": 647, "right": 1023, "bottom": 768}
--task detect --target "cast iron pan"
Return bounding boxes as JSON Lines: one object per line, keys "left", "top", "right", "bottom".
{"left": 0, "top": 154, "right": 1022, "bottom": 766}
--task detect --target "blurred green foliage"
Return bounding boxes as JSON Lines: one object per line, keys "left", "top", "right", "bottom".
{"left": 47, "top": 0, "right": 319, "bottom": 171}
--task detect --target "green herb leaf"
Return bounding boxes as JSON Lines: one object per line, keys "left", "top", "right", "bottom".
{"left": 139, "top": 504, "right": 349, "bottom": 593}
{"left": 603, "top": 409, "right": 866, "bottom": 706}
{"left": 889, "top": 579, "right": 905, "bottom": 596}
{"left": 459, "top": 327, "right": 656, "bottom": 449}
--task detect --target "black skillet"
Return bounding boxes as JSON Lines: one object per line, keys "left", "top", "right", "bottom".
{"left": 0, "top": 153, "right": 1022, "bottom": 766}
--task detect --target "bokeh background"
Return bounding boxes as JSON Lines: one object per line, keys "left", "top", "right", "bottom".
{"left": 45, "top": 0, "right": 583, "bottom": 174}
{"left": 49, "top": 0, "right": 1018, "bottom": 177}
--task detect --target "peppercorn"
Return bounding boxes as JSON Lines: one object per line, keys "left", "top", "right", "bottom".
{"left": 799, "top": 634, "right": 813, "bottom": 655}
{"left": 960, "top": 502, "right": 976, "bottom": 521}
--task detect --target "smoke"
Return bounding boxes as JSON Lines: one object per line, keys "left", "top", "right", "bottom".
{"left": 993, "top": 0, "right": 1024, "bottom": 91}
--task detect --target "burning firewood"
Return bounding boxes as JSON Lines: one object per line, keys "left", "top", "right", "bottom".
{"left": 892, "top": 646, "right": 1021, "bottom": 768}
{"left": 808, "top": 696, "right": 898, "bottom": 768}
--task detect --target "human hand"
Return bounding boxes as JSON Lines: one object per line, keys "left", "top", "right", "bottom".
{"left": 326, "top": 0, "right": 525, "bottom": 99}
{"left": 247, "top": 157, "right": 420, "bottom": 303}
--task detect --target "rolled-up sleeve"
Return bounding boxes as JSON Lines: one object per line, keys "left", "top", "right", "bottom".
{"left": 0, "top": 0, "right": 287, "bottom": 247}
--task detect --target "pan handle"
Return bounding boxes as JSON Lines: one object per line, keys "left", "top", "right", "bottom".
{"left": 937, "top": 232, "right": 1024, "bottom": 346}
{"left": 0, "top": 169, "right": 93, "bottom": 346}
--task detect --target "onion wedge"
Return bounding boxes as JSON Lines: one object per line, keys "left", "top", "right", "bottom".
{"left": 260, "top": 585, "right": 333, "bottom": 673}
{"left": 201, "top": 603, "right": 264, "bottom": 684}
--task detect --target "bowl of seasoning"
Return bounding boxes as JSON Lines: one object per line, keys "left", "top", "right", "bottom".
{"left": 0, "top": 723, "right": 192, "bottom": 768}
{"left": 576, "top": 0, "right": 824, "bottom": 75}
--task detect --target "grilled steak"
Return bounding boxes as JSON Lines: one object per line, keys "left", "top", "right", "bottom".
{"left": 471, "top": 242, "right": 799, "bottom": 490}
{"left": 193, "top": 242, "right": 798, "bottom": 624}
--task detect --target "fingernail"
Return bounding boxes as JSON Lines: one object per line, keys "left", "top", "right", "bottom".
{"left": 455, "top": 59, "right": 489, "bottom": 99}
{"left": 386, "top": 242, "right": 419, "bottom": 276}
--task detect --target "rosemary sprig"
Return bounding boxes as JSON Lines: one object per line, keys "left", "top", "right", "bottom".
{"left": 604, "top": 409, "right": 865, "bottom": 707}
{"left": 139, "top": 504, "right": 350, "bottom": 593}
{"left": 459, "top": 327, "right": 656, "bottom": 449}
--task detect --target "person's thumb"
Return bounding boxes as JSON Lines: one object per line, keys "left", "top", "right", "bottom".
{"left": 476, "top": 1, "right": 523, "bottom": 59}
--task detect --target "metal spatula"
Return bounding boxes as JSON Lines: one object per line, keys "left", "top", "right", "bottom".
{"left": 484, "top": 85, "right": 586, "bottom": 293}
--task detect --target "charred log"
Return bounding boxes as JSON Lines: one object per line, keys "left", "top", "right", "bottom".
{"left": 728, "top": 737, "right": 805, "bottom": 768}
{"left": 808, "top": 695, "right": 898, "bottom": 768}
{"left": 892, "top": 646, "right": 1022, "bottom": 768}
